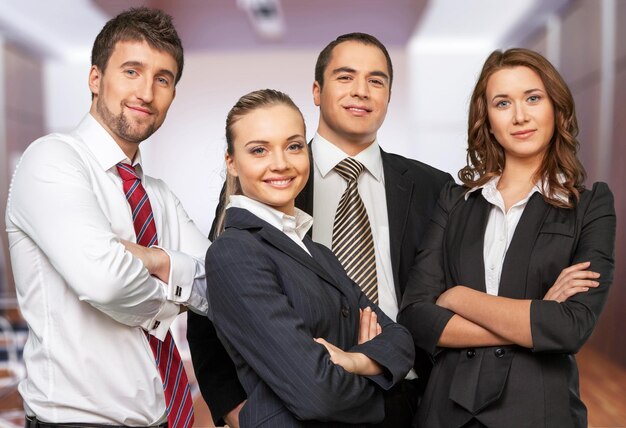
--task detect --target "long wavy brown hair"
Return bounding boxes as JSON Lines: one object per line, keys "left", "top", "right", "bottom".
{"left": 459, "top": 48, "right": 586, "bottom": 208}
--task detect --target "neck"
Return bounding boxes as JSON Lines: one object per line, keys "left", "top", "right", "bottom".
{"left": 316, "top": 129, "right": 375, "bottom": 157}
{"left": 498, "top": 160, "right": 539, "bottom": 191}
{"left": 89, "top": 106, "right": 139, "bottom": 161}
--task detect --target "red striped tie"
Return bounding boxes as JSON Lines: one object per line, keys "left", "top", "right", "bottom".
{"left": 117, "top": 162, "right": 194, "bottom": 428}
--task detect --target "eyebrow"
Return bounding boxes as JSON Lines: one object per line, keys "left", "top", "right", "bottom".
{"left": 491, "top": 88, "right": 545, "bottom": 102}
{"left": 120, "top": 60, "right": 176, "bottom": 81}
{"left": 331, "top": 66, "right": 389, "bottom": 82}
{"left": 244, "top": 135, "right": 305, "bottom": 147}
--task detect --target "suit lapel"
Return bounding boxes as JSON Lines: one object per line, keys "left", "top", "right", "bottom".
{"left": 226, "top": 208, "right": 345, "bottom": 295}
{"left": 457, "top": 193, "right": 490, "bottom": 292}
{"left": 381, "top": 150, "right": 413, "bottom": 301}
{"left": 498, "top": 193, "right": 550, "bottom": 299}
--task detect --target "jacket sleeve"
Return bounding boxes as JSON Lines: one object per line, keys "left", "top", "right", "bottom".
{"left": 313, "top": 245, "right": 415, "bottom": 388}
{"left": 348, "top": 291, "right": 415, "bottom": 388}
{"left": 206, "top": 233, "right": 386, "bottom": 424}
{"left": 398, "top": 181, "right": 460, "bottom": 355}
{"left": 530, "top": 182, "right": 616, "bottom": 353}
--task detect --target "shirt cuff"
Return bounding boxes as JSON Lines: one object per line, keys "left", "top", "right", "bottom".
{"left": 153, "top": 246, "right": 208, "bottom": 315}
{"left": 144, "top": 300, "right": 179, "bottom": 341}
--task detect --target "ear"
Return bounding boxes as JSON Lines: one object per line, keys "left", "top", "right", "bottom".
{"left": 225, "top": 152, "right": 238, "bottom": 177}
{"left": 88, "top": 65, "right": 102, "bottom": 96}
{"left": 312, "top": 81, "right": 321, "bottom": 107}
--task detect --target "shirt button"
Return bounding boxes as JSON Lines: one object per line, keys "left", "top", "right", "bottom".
{"left": 494, "top": 348, "right": 506, "bottom": 358}
{"left": 489, "top": 265, "right": 496, "bottom": 270}
{"left": 466, "top": 349, "right": 476, "bottom": 359}
{"left": 341, "top": 307, "right": 350, "bottom": 318}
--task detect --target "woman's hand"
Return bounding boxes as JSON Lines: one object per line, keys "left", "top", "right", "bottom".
{"left": 543, "top": 261, "right": 600, "bottom": 302}
{"left": 314, "top": 338, "right": 383, "bottom": 376}
{"left": 358, "top": 307, "right": 382, "bottom": 344}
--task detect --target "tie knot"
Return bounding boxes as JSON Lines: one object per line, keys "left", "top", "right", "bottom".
{"left": 334, "top": 158, "right": 364, "bottom": 183}
{"left": 116, "top": 163, "right": 139, "bottom": 182}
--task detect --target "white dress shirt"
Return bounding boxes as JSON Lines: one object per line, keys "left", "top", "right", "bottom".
{"left": 466, "top": 176, "right": 566, "bottom": 296}
{"left": 310, "top": 134, "right": 398, "bottom": 321}
{"left": 227, "top": 195, "right": 313, "bottom": 255}
{"left": 5, "top": 114, "right": 210, "bottom": 425}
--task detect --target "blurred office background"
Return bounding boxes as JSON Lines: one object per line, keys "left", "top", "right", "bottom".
{"left": 0, "top": 0, "right": 624, "bottom": 426}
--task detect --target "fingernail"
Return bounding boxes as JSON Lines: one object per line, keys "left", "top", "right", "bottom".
{"left": 365, "top": 307, "right": 371, "bottom": 312}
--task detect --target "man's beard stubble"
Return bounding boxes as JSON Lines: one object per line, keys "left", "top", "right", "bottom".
{"left": 96, "top": 97, "right": 157, "bottom": 145}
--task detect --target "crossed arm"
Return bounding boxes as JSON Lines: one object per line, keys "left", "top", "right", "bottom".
{"left": 399, "top": 182, "right": 615, "bottom": 354}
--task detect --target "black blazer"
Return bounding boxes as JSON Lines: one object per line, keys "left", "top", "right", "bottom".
{"left": 187, "top": 147, "right": 452, "bottom": 422}
{"left": 398, "top": 182, "right": 616, "bottom": 428}
{"left": 207, "top": 207, "right": 414, "bottom": 427}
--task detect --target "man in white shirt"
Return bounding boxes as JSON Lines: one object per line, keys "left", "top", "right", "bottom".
{"left": 188, "top": 33, "right": 452, "bottom": 427}
{"left": 5, "top": 8, "right": 209, "bottom": 428}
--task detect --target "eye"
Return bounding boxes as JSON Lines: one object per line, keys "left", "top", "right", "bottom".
{"left": 250, "top": 146, "right": 267, "bottom": 155}
{"left": 527, "top": 95, "right": 541, "bottom": 103}
{"left": 337, "top": 75, "right": 352, "bottom": 81}
{"left": 287, "top": 142, "right": 304, "bottom": 151}
{"left": 495, "top": 100, "right": 510, "bottom": 108}
{"left": 124, "top": 69, "right": 138, "bottom": 77}
{"left": 369, "top": 78, "right": 384, "bottom": 87}
{"left": 156, "top": 76, "right": 170, "bottom": 86}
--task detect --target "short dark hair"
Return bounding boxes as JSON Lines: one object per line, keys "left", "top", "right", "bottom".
{"left": 91, "top": 7, "right": 184, "bottom": 84}
{"left": 314, "top": 32, "right": 393, "bottom": 89}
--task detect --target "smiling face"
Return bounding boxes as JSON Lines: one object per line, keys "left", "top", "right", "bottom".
{"left": 89, "top": 39, "right": 177, "bottom": 159}
{"left": 313, "top": 41, "right": 390, "bottom": 155}
{"left": 226, "top": 104, "right": 309, "bottom": 216}
{"left": 486, "top": 66, "right": 555, "bottom": 168}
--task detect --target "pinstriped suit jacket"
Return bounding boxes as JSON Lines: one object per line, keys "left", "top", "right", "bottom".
{"left": 206, "top": 207, "right": 415, "bottom": 427}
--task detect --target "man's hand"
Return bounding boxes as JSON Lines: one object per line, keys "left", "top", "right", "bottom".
{"left": 120, "top": 239, "right": 171, "bottom": 283}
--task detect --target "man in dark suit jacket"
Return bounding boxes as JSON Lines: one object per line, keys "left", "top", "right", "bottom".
{"left": 187, "top": 32, "right": 452, "bottom": 427}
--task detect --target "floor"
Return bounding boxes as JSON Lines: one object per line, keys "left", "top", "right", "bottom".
{"left": 1, "top": 346, "right": 625, "bottom": 427}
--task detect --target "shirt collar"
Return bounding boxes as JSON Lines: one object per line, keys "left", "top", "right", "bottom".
{"left": 227, "top": 195, "right": 313, "bottom": 239}
{"left": 465, "top": 174, "right": 569, "bottom": 204}
{"left": 311, "top": 133, "right": 383, "bottom": 182}
{"left": 73, "top": 113, "right": 145, "bottom": 177}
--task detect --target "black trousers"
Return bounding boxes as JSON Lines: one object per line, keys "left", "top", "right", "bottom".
{"left": 371, "top": 378, "right": 421, "bottom": 428}
{"left": 25, "top": 416, "right": 168, "bottom": 428}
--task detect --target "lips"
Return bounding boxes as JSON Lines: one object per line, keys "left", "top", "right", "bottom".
{"left": 126, "top": 105, "right": 154, "bottom": 115}
{"left": 510, "top": 129, "right": 536, "bottom": 139}
{"left": 264, "top": 177, "right": 294, "bottom": 188}
{"left": 344, "top": 105, "right": 372, "bottom": 114}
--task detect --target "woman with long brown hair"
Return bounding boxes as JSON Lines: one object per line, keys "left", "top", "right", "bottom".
{"left": 399, "top": 48, "right": 615, "bottom": 427}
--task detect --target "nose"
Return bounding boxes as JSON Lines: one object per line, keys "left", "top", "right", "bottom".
{"left": 269, "top": 150, "right": 289, "bottom": 171}
{"left": 350, "top": 77, "right": 369, "bottom": 99}
{"left": 513, "top": 102, "right": 529, "bottom": 125}
{"left": 135, "top": 76, "right": 154, "bottom": 104}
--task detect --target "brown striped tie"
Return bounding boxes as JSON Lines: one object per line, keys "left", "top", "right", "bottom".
{"left": 332, "top": 158, "right": 378, "bottom": 303}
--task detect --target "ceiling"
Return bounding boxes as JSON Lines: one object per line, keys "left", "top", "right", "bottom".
{"left": 93, "top": 0, "right": 428, "bottom": 51}
{"left": 0, "top": 0, "right": 570, "bottom": 62}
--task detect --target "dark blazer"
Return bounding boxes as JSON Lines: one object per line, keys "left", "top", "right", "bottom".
{"left": 207, "top": 207, "right": 414, "bottom": 427}
{"left": 398, "top": 182, "right": 616, "bottom": 428}
{"left": 187, "top": 147, "right": 452, "bottom": 423}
